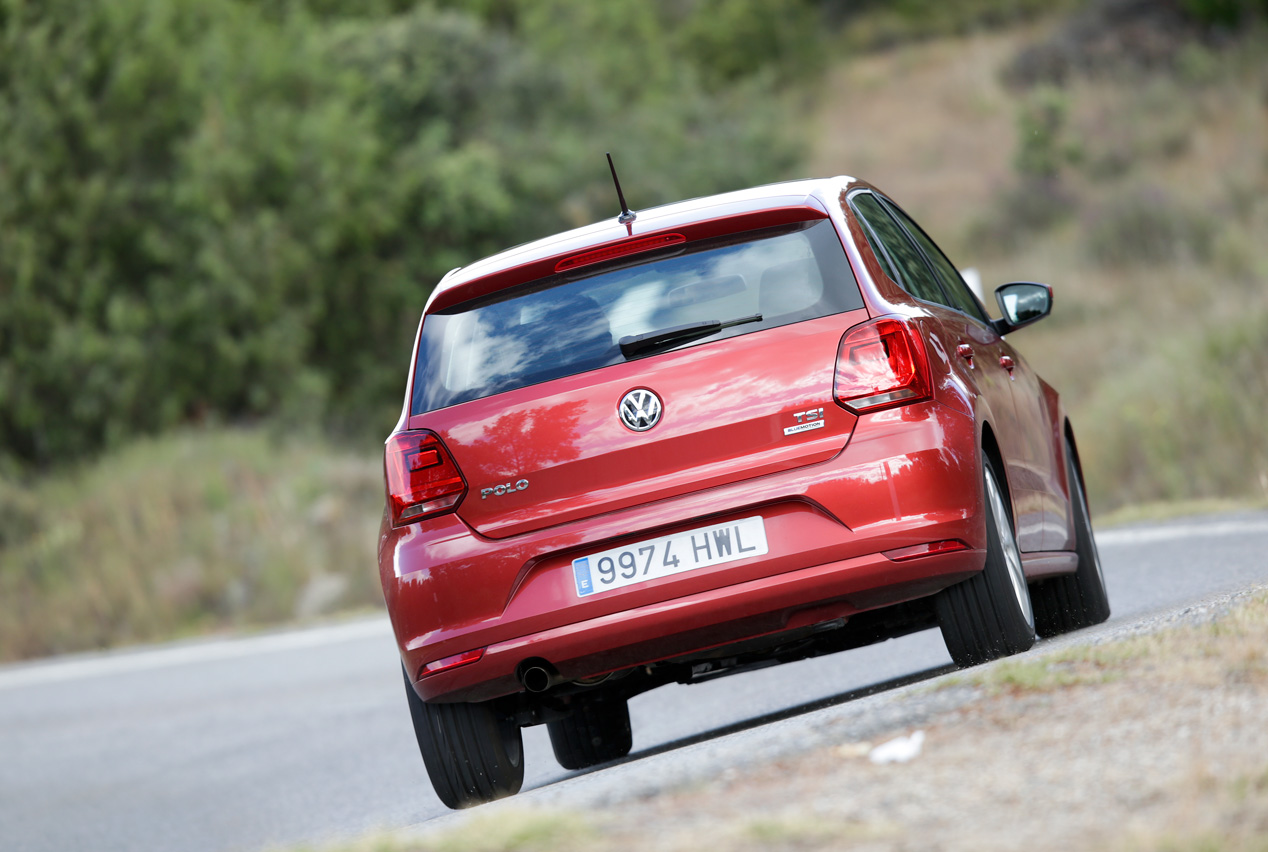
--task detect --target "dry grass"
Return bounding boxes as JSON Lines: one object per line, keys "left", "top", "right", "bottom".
{"left": 810, "top": 24, "right": 1268, "bottom": 513}
{"left": 0, "top": 428, "right": 385, "bottom": 661}
{"left": 810, "top": 27, "right": 1025, "bottom": 234}
{"left": 959, "top": 594, "right": 1268, "bottom": 696}
{"left": 1098, "top": 497, "right": 1268, "bottom": 528}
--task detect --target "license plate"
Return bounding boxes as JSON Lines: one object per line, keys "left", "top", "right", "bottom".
{"left": 572, "top": 516, "right": 768, "bottom": 598}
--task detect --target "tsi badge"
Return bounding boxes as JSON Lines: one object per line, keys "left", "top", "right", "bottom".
{"left": 783, "top": 407, "right": 825, "bottom": 437}
{"left": 482, "top": 479, "right": 529, "bottom": 500}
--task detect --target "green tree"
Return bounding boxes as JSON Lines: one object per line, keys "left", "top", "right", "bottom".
{"left": 0, "top": 0, "right": 806, "bottom": 468}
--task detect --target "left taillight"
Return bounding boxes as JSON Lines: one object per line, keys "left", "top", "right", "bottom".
{"left": 385, "top": 430, "right": 466, "bottom": 527}
{"left": 833, "top": 316, "right": 932, "bottom": 414}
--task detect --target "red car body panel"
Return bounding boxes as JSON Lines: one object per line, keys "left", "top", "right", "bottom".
{"left": 381, "top": 176, "right": 1081, "bottom": 704}
{"left": 413, "top": 311, "right": 864, "bottom": 540}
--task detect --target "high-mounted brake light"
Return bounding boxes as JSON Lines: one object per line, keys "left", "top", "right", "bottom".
{"left": 555, "top": 233, "right": 685, "bottom": 273}
{"left": 833, "top": 317, "right": 932, "bottom": 413}
{"left": 385, "top": 431, "right": 466, "bottom": 526}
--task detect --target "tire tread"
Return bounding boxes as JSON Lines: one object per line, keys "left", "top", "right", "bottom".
{"left": 403, "top": 669, "right": 524, "bottom": 809}
{"left": 548, "top": 694, "right": 632, "bottom": 771}
{"left": 936, "top": 459, "right": 1035, "bottom": 667}
{"left": 1032, "top": 439, "right": 1111, "bottom": 638}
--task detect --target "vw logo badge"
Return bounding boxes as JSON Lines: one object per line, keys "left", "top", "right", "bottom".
{"left": 619, "top": 388, "right": 663, "bottom": 432}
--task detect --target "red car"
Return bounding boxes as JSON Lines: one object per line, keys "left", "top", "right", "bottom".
{"left": 379, "top": 176, "right": 1109, "bottom": 808}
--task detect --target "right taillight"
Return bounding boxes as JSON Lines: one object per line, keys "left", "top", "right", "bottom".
{"left": 385, "top": 430, "right": 466, "bottom": 526}
{"left": 833, "top": 317, "right": 932, "bottom": 413}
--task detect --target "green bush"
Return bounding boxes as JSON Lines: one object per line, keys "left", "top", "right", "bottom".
{"left": 673, "top": 0, "right": 828, "bottom": 89}
{"left": 1015, "top": 85, "right": 1078, "bottom": 181}
{"left": 1083, "top": 187, "right": 1216, "bottom": 266}
{"left": 1006, "top": 0, "right": 1268, "bottom": 88}
{"left": 0, "top": 0, "right": 805, "bottom": 470}
{"left": 967, "top": 86, "right": 1078, "bottom": 253}
{"left": 1080, "top": 307, "right": 1268, "bottom": 507}
{"left": 1180, "top": 0, "right": 1268, "bottom": 27}
{"left": 968, "top": 179, "right": 1075, "bottom": 254}
{"left": 840, "top": 0, "right": 1080, "bottom": 49}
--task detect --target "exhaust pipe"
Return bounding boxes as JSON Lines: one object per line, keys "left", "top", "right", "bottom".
{"left": 518, "top": 659, "right": 563, "bottom": 693}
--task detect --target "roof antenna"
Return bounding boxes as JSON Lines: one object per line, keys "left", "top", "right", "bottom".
{"left": 606, "top": 152, "right": 636, "bottom": 226}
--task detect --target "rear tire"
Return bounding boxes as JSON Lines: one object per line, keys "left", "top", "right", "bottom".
{"left": 547, "top": 693, "right": 633, "bottom": 770}
{"left": 1032, "top": 438, "right": 1111, "bottom": 637}
{"left": 403, "top": 667, "right": 524, "bottom": 809}
{"left": 936, "top": 456, "right": 1036, "bottom": 667}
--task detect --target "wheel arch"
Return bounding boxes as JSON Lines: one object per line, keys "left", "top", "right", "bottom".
{"left": 979, "top": 420, "right": 1014, "bottom": 529}
{"left": 1061, "top": 419, "right": 1093, "bottom": 528}
{"left": 1063, "top": 420, "right": 1085, "bottom": 489}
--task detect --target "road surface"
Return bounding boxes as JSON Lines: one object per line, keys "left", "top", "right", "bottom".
{"left": 2, "top": 511, "right": 1266, "bottom": 852}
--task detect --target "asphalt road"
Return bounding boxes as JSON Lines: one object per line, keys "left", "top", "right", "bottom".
{"left": 3, "top": 511, "right": 1267, "bottom": 852}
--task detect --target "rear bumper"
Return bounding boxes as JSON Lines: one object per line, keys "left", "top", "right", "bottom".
{"left": 381, "top": 399, "right": 985, "bottom": 703}
{"left": 412, "top": 546, "right": 980, "bottom": 703}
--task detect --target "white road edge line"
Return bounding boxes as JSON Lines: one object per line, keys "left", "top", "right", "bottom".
{"left": 0, "top": 616, "right": 392, "bottom": 691}
{"left": 1096, "top": 520, "right": 1268, "bottom": 547}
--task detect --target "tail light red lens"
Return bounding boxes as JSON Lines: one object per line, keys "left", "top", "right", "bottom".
{"left": 385, "top": 431, "right": 466, "bottom": 526}
{"left": 834, "top": 317, "right": 932, "bottom": 413}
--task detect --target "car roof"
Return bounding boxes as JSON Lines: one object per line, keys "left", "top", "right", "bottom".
{"left": 426, "top": 176, "right": 859, "bottom": 312}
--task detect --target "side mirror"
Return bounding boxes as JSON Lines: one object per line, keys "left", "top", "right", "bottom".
{"left": 993, "top": 282, "right": 1052, "bottom": 333}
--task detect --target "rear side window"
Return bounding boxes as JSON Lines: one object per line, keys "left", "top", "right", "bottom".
{"left": 881, "top": 199, "right": 989, "bottom": 323}
{"left": 850, "top": 193, "right": 946, "bottom": 306}
{"left": 411, "top": 219, "right": 863, "bottom": 414}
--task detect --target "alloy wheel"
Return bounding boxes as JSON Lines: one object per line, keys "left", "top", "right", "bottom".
{"left": 986, "top": 466, "right": 1033, "bottom": 630}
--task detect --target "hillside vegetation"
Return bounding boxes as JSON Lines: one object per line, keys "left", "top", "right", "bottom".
{"left": 0, "top": 429, "right": 383, "bottom": 659}
{"left": 1, "top": 0, "right": 1266, "bottom": 661}
{"left": 0, "top": 0, "right": 817, "bottom": 468}
{"left": 812, "top": 2, "right": 1268, "bottom": 509}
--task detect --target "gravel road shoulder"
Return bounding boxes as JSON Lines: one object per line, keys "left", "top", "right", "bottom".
{"left": 326, "top": 585, "right": 1268, "bottom": 852}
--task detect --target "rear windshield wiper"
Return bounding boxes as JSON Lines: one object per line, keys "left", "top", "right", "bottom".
{"left": 619, "top": 313, "right": 763, "bottom": 360}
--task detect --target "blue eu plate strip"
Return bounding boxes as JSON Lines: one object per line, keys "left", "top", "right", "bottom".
{"left": 573, "top": 557, "right": 594, "bottom": 597}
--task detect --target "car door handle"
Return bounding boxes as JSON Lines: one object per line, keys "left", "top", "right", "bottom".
{"left": 956, "top": 343, "right": 974, "bottom": 368}
{"left": 999, "top": 355, "right": 1016, "bottom": 375}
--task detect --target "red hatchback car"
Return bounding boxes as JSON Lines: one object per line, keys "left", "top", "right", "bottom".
{"left": 379, "top": 176, "right": 1109, "bottom": 808}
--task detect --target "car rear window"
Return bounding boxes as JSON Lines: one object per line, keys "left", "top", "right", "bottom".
{"left": 411, "top": 219, "right": 863, "bottom": 415}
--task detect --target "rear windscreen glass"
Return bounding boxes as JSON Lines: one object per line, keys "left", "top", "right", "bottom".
{"left": 411, "top": 219, "right": 863, "bottom": 415}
